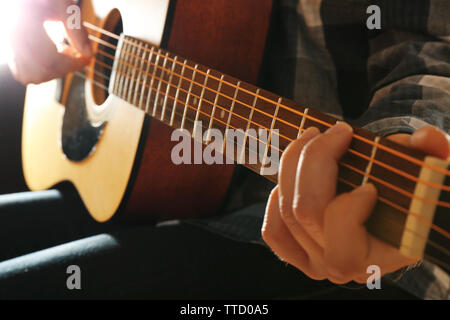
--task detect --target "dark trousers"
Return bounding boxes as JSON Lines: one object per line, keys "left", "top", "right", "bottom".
{"left": 0, "top": 186, "right": 417, "bottom": 300}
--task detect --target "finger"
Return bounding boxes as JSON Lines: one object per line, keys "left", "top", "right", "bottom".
{"left": 363, "top": 236, "right": 419, "bottom": 277}
{"left": 386, "top": 133, "right": 411, "bottom": 148}
{"left": 293, "top": 122, "right": 354, "bottom": 246}
{"left": 13, "top": 22, "right": 87, "bottom": 84}
{"left": 45, "top": 0, "right": 93, "bottom": 58}
{"left": 64, "top": 17, "right": 93, "bottom": 58}
{"left": 278, "top": 127, "right": 326, "bottom": 270}
{"left": 278, "top": 127, "right": 320, "bottom": 227}
{"left": 262, "top": 188, "right": 309, "bottom": 269}
{"left": 388, "top": 126, "right": 449, "bottom": 159}
{"left": 324, "top": 183, "right": 418, "bottom": 283}
{"left": 262, "top": 187, "right": 324, "bottom": 280}
{"left": 410, "top": 126, "right": 449, "bottom": 159}
{"left": 323, "top": 184, "right": 377, "bottom": 283}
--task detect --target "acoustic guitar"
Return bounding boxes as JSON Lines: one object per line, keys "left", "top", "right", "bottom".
{"left": 22, "top": 0, "right": 449, "bottom": 272}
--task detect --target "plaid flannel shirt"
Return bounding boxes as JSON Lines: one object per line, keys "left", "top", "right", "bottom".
{"left": 182, "top": 0, "right": 450, "bottom": 300}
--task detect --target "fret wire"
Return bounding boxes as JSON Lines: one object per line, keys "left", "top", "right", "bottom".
{"left": 240, "top": 88, "right": 259, "bottom": 164}
{"left": 193, "top": 68, "right": 210, "bottom": 138}
{"left": 110, "top": 45, "right": 442, "bottom": 172}
{"left": 101, "top": 34, "right": 350, "bottom": 139}
{"left": 146, "top": 102, "right": 449, "bottom": 254}
{"left": 119, "top": 42, "right": 305, "bottom": 134}
{"left": 96, "top": 45, "right": 450, "bottom": 200}
{"left": 113, "top": 61, "right": 284, "bottom": 155}
{"left": 127, "top": 40, "right": 141, "bottom": 102}
{"left": 132, "top": 42, "right": 146, "bottom": 106}
{"left": 260, "top": 98, "right": 281, "bottom": 175}
{"left": 161, "top": 56, "right": 178, "bottom": 122}
{"left": 122, "top": 39, "right": 137, "bottom": 99}
{"left": 222, "top": 81, "right": 241, "bottom": 154}
{"left": 108, "top": 40, "right": 450, "bottom": 183}
{"left": 110, "top": 34, "right": 125, "bottom": 93}
{"left": 107, "top": 38, "right": 450, "bottom": 178}
{"left": 86, "top": 64, "right": 450, "bottom": 242}
{"left": 116, "top": 38, "right": 129, "bottom": 97}
{"left": 207, "top": 74, "right": 225, "bottom": 142}
{"left": 170, "top": 59, "right": 187, "bottom": 127}
{"left": 363, "top": 136, "right": 380, "bottom": 185}
{"left": 109, "top": 43, "right": 310, "bottom": 145}
{"left": 114, "top": 47, "right": 294, "bottom": 142}
{"left": 181, "top": 64, "right": 198, "bottom": 130}
{"left": 121, "top": 39, "right": 135, "bottom": 98}
{"left": 297, "top": 107, "right": 309, "bottom": 138}
{"left": 96, "top": 63, "right": 450, "bottom": 211}
{"left": 173, "top": 101, "right": 274, "bottom": 169}
{"left": 139, "top": 45, "right": 153, "bottom": 109}
{"left": 96, "top": 63, "right": 450, "bottom": 204}
{"left": 145, "top": 48, "right": 161, "bottom": 113}
{"left": 153, "top": 52, "right": 170, "bottom": 117}
{"left": 114, "top": 45, "right": 293, "bottom": 143}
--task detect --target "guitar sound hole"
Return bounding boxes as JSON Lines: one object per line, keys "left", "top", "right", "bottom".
{"left": 61, "top": 11, "right": 123, "bottom": 162}
{"left": 62, "top": 74, "right": 105, "bottom": 162}
{"left": 92, "top": 9, "right": 123, "bottom": 105}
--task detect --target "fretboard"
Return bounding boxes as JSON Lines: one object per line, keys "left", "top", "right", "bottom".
{"left": 104, "top": 34, "right": 449, "bottom": 271}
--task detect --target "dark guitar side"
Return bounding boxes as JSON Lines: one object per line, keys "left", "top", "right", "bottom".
{"left": 120, "top": 0, "right": 274, "bottom": 221}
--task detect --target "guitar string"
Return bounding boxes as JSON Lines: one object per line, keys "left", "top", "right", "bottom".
{"left": 86, "top": 33, "right": 450, "bottom": 195}
{"left": 90, "top": 48, "right": 450, "bottom": 212}
{"left": 83, "top": 21, "right": 450, "bottom": 178}
{"left": 94, "top": 45, "right": 450, "bottom": 197}
{"left": 74, "top": 69, "right": 450, "bottom": 269}
{"left": 88, "top": 43, "right": 450, "bottom": 215}
{"left": 78, "top": 62, "right": 450, "bottom": 243}
{"left": 79, "top": 65, "right": 450, "bottom": 254}
{"left": 339, "top": 177, "right": 450, "bottom": 271}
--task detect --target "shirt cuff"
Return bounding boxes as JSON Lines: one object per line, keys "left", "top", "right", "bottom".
{"left": 362, "top": 116, "right": 432, "bottom": 137}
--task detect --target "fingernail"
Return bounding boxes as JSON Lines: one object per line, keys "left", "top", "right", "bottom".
{"left": 352, "top": 183, "right": 376, "bottom": 195}
{"left": 299, "top": 126, "right": 320, "bottom": 140}
{"left": 326, "top": 122, "right": 353, "bottom": 135}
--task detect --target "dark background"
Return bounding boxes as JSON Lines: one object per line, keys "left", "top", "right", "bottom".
{"left": 0, "top": 64, "right": 27, "bottom": 195}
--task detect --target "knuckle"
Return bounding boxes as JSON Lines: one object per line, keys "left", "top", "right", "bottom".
{"left": 28, "top": 75, "right": 45, "bottom": 85}
{"left": 16, "top": 73, "right": 32, "bottom": 85}
{"left": 11, "top": 72, "right": 25, "bottom": 84}
{"left": 354, "top": 276, "right": 368, "bottom": 284}
{"left": 40, "top": 60, "right": 58, "bottom": 75}
{"left": 302, "top": 138, "right": 324, "bottom": 158}
{"left": 292, "top": 200, "right": 318, "bottom": 228}
{"left": 324, "top": 193, "right": 352, "bottom": 219}
{"left": 261, "top": 226, "right": 276, "bottom": 245}
{"left": 326, "top": 266, "right": 353, "bottom": 284}
{"left": 279, "top": 209, "right": 297, "bottom": 227}
{"left": 278, "top": 200, "right": 297, "bottom": 227}
{"left": 306, "top": 272, "right": 326, "bottom": 281}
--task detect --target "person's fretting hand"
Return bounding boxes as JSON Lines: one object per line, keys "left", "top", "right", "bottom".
{"left": 262, "top": 124, "right": 449, "bottom": 284}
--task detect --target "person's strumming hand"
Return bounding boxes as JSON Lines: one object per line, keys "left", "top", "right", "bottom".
{"left": 8, "top": 0, "right": 92, "bottom": 85}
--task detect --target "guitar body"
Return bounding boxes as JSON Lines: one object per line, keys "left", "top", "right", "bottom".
{"left": 22, "top": 0, "right": 273, "bottom": 222}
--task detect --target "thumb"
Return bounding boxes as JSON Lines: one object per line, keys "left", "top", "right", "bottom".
{"left": 323, "top": 183, "right": 378, "bottom": 278}
{"left": 64, "top": 3, "right": 92, "bottom": 58}
{"left": 49, "top": 0, "right": 92, "bottom": 58}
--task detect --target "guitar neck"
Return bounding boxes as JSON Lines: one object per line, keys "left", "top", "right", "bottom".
{"left": 102, "top": 34, "right": 449, "bottom": 271}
